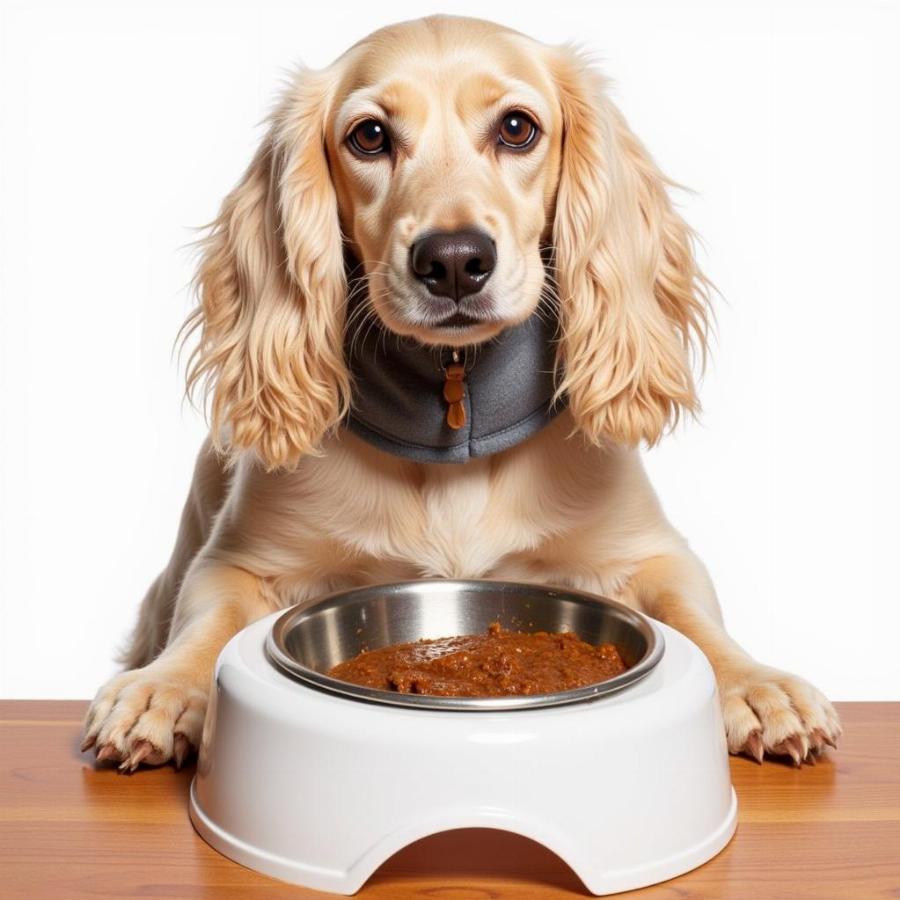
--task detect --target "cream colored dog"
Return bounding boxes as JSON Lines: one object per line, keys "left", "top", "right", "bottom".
{"left": 82, "top": 15, "right": 840, "bottom": 770}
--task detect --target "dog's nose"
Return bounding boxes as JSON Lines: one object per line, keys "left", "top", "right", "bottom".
{"left": 409, "top": 229, "right": 496, "bottom": 301}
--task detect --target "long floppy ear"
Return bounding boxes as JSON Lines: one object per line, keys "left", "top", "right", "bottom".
{"left": 182, "top": 65, "right": 351, "bottom": 471}
{"left": 548, "top": 45, "right": 710, "bottom": 448}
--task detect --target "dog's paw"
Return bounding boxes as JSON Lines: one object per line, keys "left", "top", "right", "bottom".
{"left": 719, "top": 663, "right": 841, "bottom": 765}
{"left": 81, "top": 667, "right": 207, "bottom": 772}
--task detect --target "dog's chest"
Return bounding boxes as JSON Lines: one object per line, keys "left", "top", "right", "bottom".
{"left": 274, "top": 419, "right": 636, "bottom": 585}
{"left": 406, "top": 458, "right": 502, "bottom": 577}
{"left": 314, "top": 450, "right": 549, "bottom": 580}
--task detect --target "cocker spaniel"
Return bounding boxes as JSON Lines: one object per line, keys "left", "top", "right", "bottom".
{"left": 82, "top": 14, "right": 840, "bottom": 770}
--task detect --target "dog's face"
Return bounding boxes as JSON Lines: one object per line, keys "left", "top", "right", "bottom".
{"left": 187, "top": 15, "right": 709, "bottom": 470}
{"left": 327, "top": 22, "right": 561, "bottom": 346}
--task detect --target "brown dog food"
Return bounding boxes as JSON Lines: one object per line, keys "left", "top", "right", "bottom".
{"left": 327, "top": 622, "right": 628, "bottom": 697}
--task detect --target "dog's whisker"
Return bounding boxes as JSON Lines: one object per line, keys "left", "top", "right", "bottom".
{"left": 349, "top": 304, "right": 380, "bottom": 361}
{"left": 345, "top": 305, "right": 376, "bottom": 353}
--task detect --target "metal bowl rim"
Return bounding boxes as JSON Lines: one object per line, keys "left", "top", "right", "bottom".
{"left": 265, "top": 579, "right": 665, "bottom": 711}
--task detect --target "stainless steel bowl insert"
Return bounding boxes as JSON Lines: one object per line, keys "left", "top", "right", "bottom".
{"left": 266, "top": 579, "right": 664, "bottom": 711}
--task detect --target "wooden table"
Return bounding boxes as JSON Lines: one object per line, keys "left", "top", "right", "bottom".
{"left": 1, "top": 701, "right": 898, "bottom": 898}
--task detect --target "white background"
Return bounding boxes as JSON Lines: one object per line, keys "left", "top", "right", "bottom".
{"left": 1, "top": 0, "right": 898, "bottom": 699}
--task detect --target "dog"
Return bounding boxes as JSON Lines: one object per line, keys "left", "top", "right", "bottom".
{"left": 82, "top": 14, "right": 840, "bottom": 771}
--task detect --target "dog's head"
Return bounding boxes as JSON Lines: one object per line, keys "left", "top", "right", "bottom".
{"left": 185, "top": 15, "right": 709, "bottom": 470}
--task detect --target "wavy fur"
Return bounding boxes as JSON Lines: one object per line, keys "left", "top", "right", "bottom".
{"left": 181, "top": 67, "right": 351, "bottom": 471}
{"left": 548, "top": 44, "right": 711, "bottom": 447}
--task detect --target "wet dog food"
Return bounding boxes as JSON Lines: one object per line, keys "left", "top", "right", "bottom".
{"left": 327, "top": 622, "right": 628, "bottom": 696}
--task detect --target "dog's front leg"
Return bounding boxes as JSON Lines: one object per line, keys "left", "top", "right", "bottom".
{"left": 630, "top": 554, "right": 841, "bottom": 764}
{"left": 82, "top": 561, "right": 271, "bottom": 771}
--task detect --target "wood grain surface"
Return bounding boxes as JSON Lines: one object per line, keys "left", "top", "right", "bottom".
{"left": 1, "top": 701, "right": 898, "bottom": 899}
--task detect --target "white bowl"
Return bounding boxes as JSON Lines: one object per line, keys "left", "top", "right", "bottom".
{"left": 190, "top": 582, "right": 737, "bottom": 895}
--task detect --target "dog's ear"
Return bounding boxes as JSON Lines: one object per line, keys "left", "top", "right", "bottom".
{"left": 547, "top": 45, "right": 710, "bottom": 448}
{"left": 183, "top": 66, "right": 350, "bottom": 471}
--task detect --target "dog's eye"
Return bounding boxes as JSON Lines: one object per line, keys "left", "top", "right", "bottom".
{"left": 348, "top": 119, "right": 390, "bottom": 156}
{"left": 498, "top": 111, "right": 538, "bottom": 150}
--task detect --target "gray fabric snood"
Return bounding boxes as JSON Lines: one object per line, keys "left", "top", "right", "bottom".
{"left": 342, "top": 300, "right": 567, "bottom": 464}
